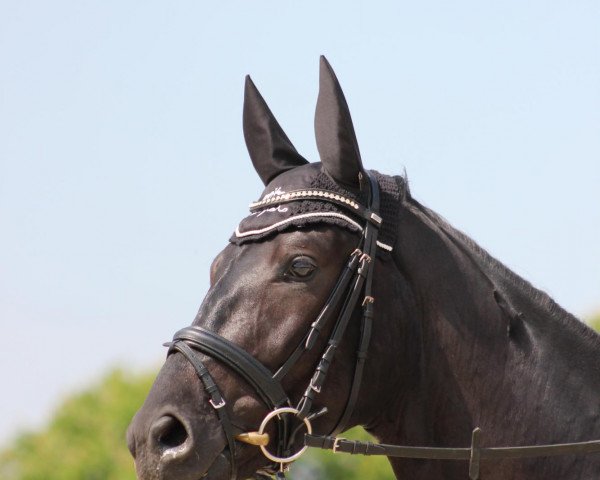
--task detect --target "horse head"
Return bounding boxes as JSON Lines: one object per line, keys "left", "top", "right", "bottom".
{"left": 127, "top": 57, "right": 416, "bottom": 480}
{"left": 128, "top": 57, "right": 600, "bottom": 480}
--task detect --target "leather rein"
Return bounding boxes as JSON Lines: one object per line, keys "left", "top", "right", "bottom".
{"left": 165, "top": 171, "right": 600, "bottom": 480}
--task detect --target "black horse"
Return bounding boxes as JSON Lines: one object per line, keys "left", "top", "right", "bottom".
{"left": 127, "top": 57, "right": 600, "bottom": 480}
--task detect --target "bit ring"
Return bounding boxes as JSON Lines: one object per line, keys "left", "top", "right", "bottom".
{"left": 257, "top": 407, "right": 313, "bottom": 463}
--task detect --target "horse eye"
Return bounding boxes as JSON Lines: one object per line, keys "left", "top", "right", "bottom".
{"left": 288, "top": 257, "right": 316, "bottom": 279}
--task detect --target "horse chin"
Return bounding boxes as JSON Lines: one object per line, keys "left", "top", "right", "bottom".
{"left": 202, "top": 451, "right": 275, "bottom": 480}
{"left": 201, "top": 452, "right": 230, "bottom": 480}
{"left": 252, "top": 469, "right": 277, "bottom": 480}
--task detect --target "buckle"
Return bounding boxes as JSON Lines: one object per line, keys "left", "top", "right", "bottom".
{"left": 209, "top": 398, "right": 226, "bottom": 409}
{"left": 309, "top": 377, "right": 322, "bottom": 393}
{"left": 369, "top": 212, "right": 382, "bottom": 225}
{"left": 362, "top": 296, "right": 375, "bottom": 306}
{"left": 332, "top": 437, "right": 346, "bottom": 453}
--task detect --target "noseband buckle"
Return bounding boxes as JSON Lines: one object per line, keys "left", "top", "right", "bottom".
{"left": 210, "top": 398, "right": 226, "bottom": 409}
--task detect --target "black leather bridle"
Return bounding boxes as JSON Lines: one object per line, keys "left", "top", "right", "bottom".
{"left": 165, "top": 171, "right": 600, "bottom": 480}
{"left": 166, "top": 171, "right": 382, "bottom": 480}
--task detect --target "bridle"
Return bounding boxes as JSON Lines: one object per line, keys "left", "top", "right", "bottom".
{"left": 165, "top": 171, "right": 600, "bottom": 480}
{"left": 166, "top": 171, "right": 382, "bottom": 479}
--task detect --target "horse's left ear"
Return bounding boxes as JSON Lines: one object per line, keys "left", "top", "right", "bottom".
{"left": 314, "top": 56, "right": 365, "bottom": 190}
{"left": 243, "top": 75, "right": 308, "bottom": 186}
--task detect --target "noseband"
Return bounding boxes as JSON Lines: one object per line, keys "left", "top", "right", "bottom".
{"left": 166, "top": 172, "right": 382, "bottom": 479}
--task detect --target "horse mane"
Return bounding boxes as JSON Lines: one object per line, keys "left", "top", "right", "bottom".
{"left": 395, "top": 174, "right": 597, "bottom": 341}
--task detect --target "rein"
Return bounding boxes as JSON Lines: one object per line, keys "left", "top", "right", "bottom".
{"left": 305, "top": 429, "right": 600, "bottom": 480}
{"left": 165, "top": 171, "right": 600, "bottom": 480}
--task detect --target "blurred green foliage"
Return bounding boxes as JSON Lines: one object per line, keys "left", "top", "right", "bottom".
{"left": 0, "top": 369, "right": 154, "bottom": 480}
{"left": 3, "top": 311, "right": 599, "bottom": 479}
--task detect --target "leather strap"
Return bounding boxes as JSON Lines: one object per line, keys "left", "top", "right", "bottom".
{"left": 305, "top": 433, "right": 600, "bottom": 480}
{"left": 273, "top": 251, "right": 362, "bottom": 381}
{"left": 170, "top": 326, "right": 289, "bottom": 409}
{"left": 170, "top": 341, "right": 237, "bottom": 480}
{"left": 295, "top": 261, "right": 369, "bottom": 418}
{"left": 332, "top": 172, "right": 381, "bottom": 435}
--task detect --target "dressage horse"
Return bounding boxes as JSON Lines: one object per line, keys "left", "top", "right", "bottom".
{"left": 127, "top": 57, "right": 600, "bottom": 480}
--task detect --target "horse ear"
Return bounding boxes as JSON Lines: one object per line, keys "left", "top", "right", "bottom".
{"left": 314, "top": 56, "right": 364, "bottom": 189}
{"left": 243, "top": 75, "right": 308, "bottom": 186}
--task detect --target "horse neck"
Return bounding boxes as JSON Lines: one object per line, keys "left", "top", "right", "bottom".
{"left": 368, "top": 200, "right": 600, "bottom": 478}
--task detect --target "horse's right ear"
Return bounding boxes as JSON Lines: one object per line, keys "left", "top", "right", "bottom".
{"left": 243, "top": 76, "right": 308, "bottom": 186}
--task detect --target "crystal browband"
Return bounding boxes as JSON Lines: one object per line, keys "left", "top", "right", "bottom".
{"left": 249, "top": 189, "right": 361, "bottom": 211}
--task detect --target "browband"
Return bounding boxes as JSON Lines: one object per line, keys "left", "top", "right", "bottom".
{"left": 249, "top": 188, "right": 382, "bottom": 226}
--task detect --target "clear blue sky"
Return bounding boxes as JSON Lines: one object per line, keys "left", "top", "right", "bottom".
{"left": 1, "top": 1, "right": 598, "bottom": 445}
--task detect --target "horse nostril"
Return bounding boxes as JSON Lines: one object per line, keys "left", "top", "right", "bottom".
{"left": 150, "top": 415, "right": 189, "bottom": 451}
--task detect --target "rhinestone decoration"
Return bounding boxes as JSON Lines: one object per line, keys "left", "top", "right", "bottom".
{"left": 249, "top": 190, "right": 360, "bottom": 211}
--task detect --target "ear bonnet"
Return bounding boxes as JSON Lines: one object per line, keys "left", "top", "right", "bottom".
{"left": 230, "top": 57, "right": 404, "bottom": 253}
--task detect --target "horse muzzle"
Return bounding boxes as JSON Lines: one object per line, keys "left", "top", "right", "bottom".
{"left": 127, "top": 407, "right": 228, "bottom": 480}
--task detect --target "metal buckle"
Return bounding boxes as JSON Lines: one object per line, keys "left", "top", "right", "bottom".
{"left": 362, "top": 296, "right": 375, "bottom": 306}
{"left": 309, "top": 377, "right": 322, "bottom": 393}
{"left": 370, "top": 212, "right": 382, "bottom": 225}
{"left": 209, "top": 398, "right": 226, "bottom": 409}
{"left": 333, "top": 437, "right": 345, "bottom": 453}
